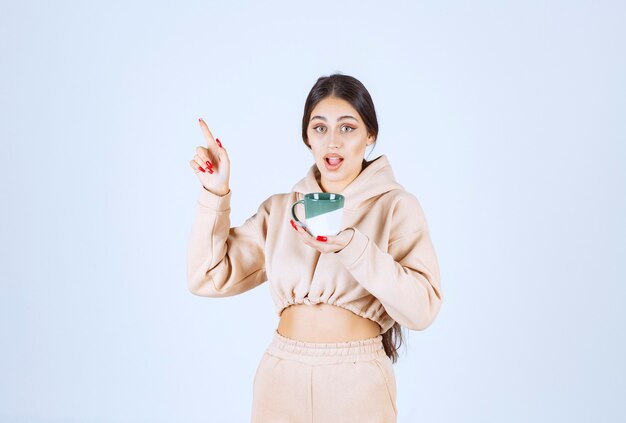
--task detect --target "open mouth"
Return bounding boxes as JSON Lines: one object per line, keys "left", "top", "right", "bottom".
{"left": 325, "top": 157, "right": 343, "bottom": 165}
{"left": 324, "top": 157, "right": 344, "bottom": 170}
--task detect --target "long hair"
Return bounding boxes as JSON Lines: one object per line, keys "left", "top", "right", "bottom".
{"left": 300, "top": 72, "right": 406, "bottom": 363}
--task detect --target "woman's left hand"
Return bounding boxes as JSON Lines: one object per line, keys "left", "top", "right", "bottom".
{"left": 290, "top": 219, "right": 355, "bottom": 254}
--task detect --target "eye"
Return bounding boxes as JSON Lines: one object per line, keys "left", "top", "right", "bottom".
{"left": 313, "top": 125, "right": 326, "bottom": 133}
{"left": 341, "top": 125, "right": 355, "bottom": 133}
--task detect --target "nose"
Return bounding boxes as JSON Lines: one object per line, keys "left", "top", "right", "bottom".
{"left": 328, "top": 131, "right": 342, "bottom": 149}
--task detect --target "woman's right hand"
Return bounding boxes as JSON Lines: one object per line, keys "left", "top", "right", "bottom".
{"left": 189, "top": 118, "right": 231, "bottom": 196}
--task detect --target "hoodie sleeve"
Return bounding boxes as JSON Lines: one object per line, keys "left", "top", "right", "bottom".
{"left": 333, "top": 193, "right": 442, "bottom": 331}
{"left": 186, "top": 186, "right": 269, "bottom": 297}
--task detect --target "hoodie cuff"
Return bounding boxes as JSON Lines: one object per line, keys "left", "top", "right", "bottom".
{"left": 197, "top": 185, "right": 231, "bottom": 211}
{"left": 334, "top": 227, "right": 369, "bottom": 268}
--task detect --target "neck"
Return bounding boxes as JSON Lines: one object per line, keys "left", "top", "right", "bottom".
{"left": 320, "top": 180, "right": 347, "bottom": 194}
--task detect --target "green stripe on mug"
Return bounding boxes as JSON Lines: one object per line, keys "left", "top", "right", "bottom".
{"left": 291, "top": 193, "right": 345, "bottom": 237}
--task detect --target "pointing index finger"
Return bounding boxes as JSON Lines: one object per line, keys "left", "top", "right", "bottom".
{"left": 198, "top": 118, "right": 219, "bottom": 150}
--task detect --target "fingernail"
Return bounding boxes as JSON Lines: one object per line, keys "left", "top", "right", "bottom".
{"left": 208, "top": 168, "right": 213, "bottom": 174}
{"left": 290, "top": 219, "right": 297, "bottom": 230}
{"left": 205, "top": 160, "right": 213, "bottom": 168}
{"left": 316, "top": 236, "right": 327, "bottom": 242}
{"left": 216, "top": 138, "right": 222, "bottom": 148}
{"left": 199, "top": 166, "right": 206, "bottom": 173}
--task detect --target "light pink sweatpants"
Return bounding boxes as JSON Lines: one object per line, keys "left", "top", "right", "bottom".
{"left": 250, "top": 329, "right": 397, "bottom": 423}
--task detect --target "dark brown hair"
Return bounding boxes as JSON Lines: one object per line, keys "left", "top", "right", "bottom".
{"left": 300, "top": 72, "right": 407, "bottom": 363}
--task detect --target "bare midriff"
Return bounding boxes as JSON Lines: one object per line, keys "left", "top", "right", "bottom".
{"left": 277, "top": 303, "right": 382, "bottom": 343}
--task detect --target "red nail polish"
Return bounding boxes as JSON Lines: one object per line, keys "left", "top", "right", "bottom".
{"left": 199, "top": 166, "right": 206, "bottom": 172}
{"left": 216, "top": 138, "right": 222, "bottom": 148}
{"left": 317, "top": 236, "right": 327, "bottom": 242}
{"left": 208, "top": 168, "right": 213, "bottom": 174}
{"left": 206, "top": 160, "right": 213, "bottom": 168}
{"left": 290, "top": 219, "right": 297, "bottom": 230}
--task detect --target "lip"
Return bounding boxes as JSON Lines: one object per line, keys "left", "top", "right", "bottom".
{"left": 324, "top": 153, "right": 344, "bottom": 160}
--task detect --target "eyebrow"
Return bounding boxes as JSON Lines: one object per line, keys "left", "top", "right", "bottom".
{"left": 310, "top": 115, "right": 358, "bottom": 123}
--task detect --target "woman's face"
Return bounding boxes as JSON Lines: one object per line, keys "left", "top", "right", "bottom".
{"left": 306, "top": 96, "right": 374, "bottom": 193}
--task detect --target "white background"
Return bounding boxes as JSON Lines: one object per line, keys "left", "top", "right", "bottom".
{"left": 1, "top": 0, "right": 624, "bottom": 421}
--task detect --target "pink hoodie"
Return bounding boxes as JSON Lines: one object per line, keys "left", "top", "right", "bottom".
{"left": 187, "top": 154, "right": 443, "bottom": 334}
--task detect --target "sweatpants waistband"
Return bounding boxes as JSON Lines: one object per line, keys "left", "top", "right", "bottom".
{"left": 267, "top": 329, "right": 386, "bottom": 365}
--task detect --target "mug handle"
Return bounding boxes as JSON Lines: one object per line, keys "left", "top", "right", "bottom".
{"left": 291, "top": 200, "right": 306, "bottom": 227}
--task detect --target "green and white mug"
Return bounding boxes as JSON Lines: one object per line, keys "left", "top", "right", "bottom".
{"left": 291, "top": 192, "right": 345, "bottom": 237}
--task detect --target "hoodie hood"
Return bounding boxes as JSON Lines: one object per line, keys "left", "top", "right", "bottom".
{"left": 291, "top": 154, "right": 405, "bottom": 211}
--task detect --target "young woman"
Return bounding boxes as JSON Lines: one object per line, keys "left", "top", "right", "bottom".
{"left": 187, "top": 73, "right": 443, "bottom": 422}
